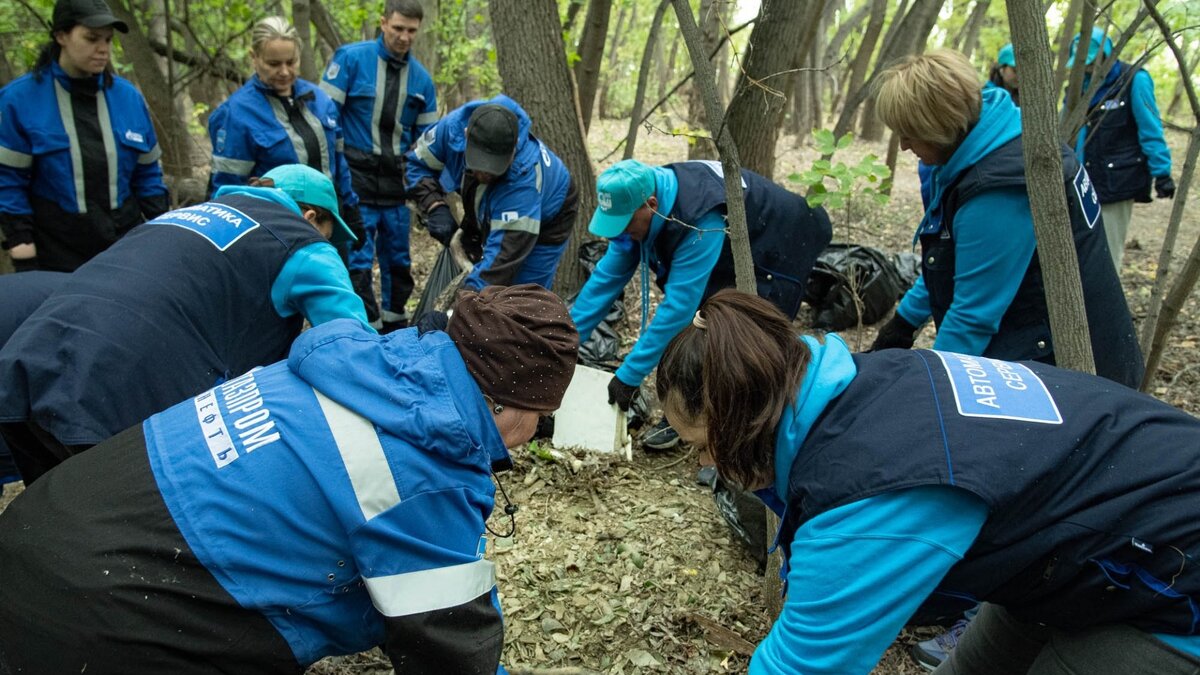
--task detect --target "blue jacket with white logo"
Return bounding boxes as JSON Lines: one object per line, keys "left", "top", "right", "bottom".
{"left": 207, "top": 76, "right": 358, "bottom": 213}
{"left": 406, "top": 95, "right": 574, "bottom": 289}
{"left": 0, "top": 62, "right": 169, "bottom": 270}
{"left": 143, "top": 320, "right": 508, "bottom": 670}
{"left": 320, "top": 38, "right": 438, "bottom": 204}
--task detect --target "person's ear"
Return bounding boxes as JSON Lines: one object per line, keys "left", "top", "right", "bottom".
{"left": 646, "top": 195, "right": 658, "bottom": 211}
{"left": 300, "top": 208, "right": 321, "bottom": 228}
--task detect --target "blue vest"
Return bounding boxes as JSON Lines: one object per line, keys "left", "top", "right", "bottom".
{"left": 1085, "top": 62, "right": 1153, "bottom": 204}
{"left": 780, "top": 349, "right": 1200, "bottom": 633}
{"left": 0, "top": 194, "right": 323, "bottom": 445}
{"left": 654, "top": 161, "right": 832, "bottom": 318}
{"left": 919, "top": 137, "right": 1143, "bottom": 388}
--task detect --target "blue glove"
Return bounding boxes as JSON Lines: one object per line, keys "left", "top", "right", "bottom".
{"left": 425, "top": 205, "right": 457, "bottom": 247}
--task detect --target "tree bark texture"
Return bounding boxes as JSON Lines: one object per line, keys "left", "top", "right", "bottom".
{"left": 623, "top": 0, "right": 673, "bottom": 160}
{"left": 489, "top": 0, "right": 597, "bottom": 296}
{"left": 292, "top": 0, "right": 318, "bottom": 82}
{"left": 410, "top": 0, "right": 438, "bottom": 78}
{"left": 955, "top": 0, "right": 991, "bottom": 61}
{"left": 724, "top": 0, "right": 817, "bottom": 178}
{"left": 598, "top": 1, "right": 631, "bottom": 120}
{"left": 687, "top": 0, "right": 721, "bottom": 160}
{"left": 1006, "top": 0, "right": 1096, "bottom": 375}
{"left": 574, "top": 0, "right": 613, "bottom": 131}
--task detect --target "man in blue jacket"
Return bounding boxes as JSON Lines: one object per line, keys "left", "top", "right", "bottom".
{"left": 406, "top": 95, "right": 577, "bottom": 291}
{"left": 1068, "top": 27, "right": 1174, "bottom": 273}
{"left": 0, "top": 164, "right": 369, "bottom": 484}
{"left": 570, "top": 158, "right": 831, "bottom": 449}
{"left": 320, "top": 0, "right": 438, "bottom": 329}
{"left": 0, "top": 284, "right": 579, "bottom": 674}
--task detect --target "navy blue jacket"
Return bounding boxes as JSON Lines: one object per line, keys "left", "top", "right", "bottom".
{"left": 1079, "top": 62, "right": 1169, "bottom": 204}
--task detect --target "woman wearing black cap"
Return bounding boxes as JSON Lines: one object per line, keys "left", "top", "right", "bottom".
{"left": 0, "top": 0, "right": 170, "bottom": 272}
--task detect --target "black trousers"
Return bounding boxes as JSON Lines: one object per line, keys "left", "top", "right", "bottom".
{"left": 0, "top": 419, "right": 88, "bottom": 485}
{"left": 0, "top": 425, "right": 300, "bottom": 674}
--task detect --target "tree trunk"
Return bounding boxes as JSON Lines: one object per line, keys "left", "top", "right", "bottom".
{"left": 825, "top": 1, "right": 871, "bottom": 66}
{"left": 293, "top": 0, "right": 318, "bottom": 82}
{"left": 489, "top": 0, "right": 597, "bottom": 297}
{"left": 835, "top": 0, "right": 887, "bottom": 138}
{"left": 1005, "top": 0, "right": 1096, "bottom": 375}
{"left": 0, "top": 36, "right": 16, "bottom": 85}
{"left": 597, "top": 1, "right": 630, "bottom": 120}
{"left": 1050, "top": 0, "right": 1084, "bottom": 97}
{"left": 860, "top": 0, "right": 943, "bottom": 141}
{"left": 574, "top": 0, "right": 613, "bottom": 132}
{"left": 724, "top": 0, "right": 820, "bottom": 178}
{"left": 563, "top": 0, "right": 586, "bottom": 35}
{"left": 109, "top": 0, "right": 195, "bottom": 178}
{"left": 955, "top": 0, "right": 991, "bottom": 61}
{"left": 410, "top": 0, "right": 437, "bottom": 77}
{"left": 623, "top": 0, "right": 673, "bottom": 160}
{"left": 686, "top": 0, "right": 721, "bottom": 160}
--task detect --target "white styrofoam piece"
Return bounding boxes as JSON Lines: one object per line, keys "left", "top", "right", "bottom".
{"left": 552, "top": 364, "right": 630, "bottom": 458}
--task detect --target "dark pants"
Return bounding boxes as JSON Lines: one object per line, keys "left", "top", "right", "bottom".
{"left": 0, "top": 420, "right": 89, "bottom": 485}
{"left": 0, "top": 425, "right": 300, "bottom": 675}
{"left": 933, "top": 603, "right": 1200, "bottom": 675}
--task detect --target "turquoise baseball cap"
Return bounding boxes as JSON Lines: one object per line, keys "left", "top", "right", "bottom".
{"left": 261, "top": 164, "right": 356, "bottom": 246}
{"left": 1067, "top": 26, "right": 1112, "bottom": 68}
{"left": 589, "top": 159, "right": 656, "bottom": 238}
{"left": 997, "top": 43, "right": 1015, "bottom": 68}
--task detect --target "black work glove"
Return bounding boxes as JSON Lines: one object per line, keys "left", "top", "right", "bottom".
{"left": 461, "top": 225, "right": 484, "bottom": 263}
{"left": 607, "top": 375, "right": 640, "bottom": 411}
{"left": 1155, "top": 175, "right": 1176, "bottom": 199}
{"left": 12, "top": 257, "right": 38, "bottom": 273}
{"left": 869, "top": 313, "right": 919, "bottom": 352}
{"left": 415, "top": 311, "right": 449, "bottom": 335}
{"left": 425, "top": 205, "right": 457, "bottom": 247}
{"left": 343, "top": 204, "right": 367, "bottom": 251}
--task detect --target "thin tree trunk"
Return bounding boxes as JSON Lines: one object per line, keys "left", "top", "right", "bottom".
{"left": 293, "top": 0, "right": 318, "bottom": 82}
{"left": 623, "top": 0, "right": 672, "bottom": 160}
{"left": 489, "top": 0, "right": 597, "bottom": 296}
{"left": 824, "top": 1, "right": 871, "bottom": 66}
{"left": 563, "top": 0, "right": 585, "bottom": 34}
{"left": 834, "top": 0, "right": 887, "bottom": 138}
{"left": 1051, "top": 0, "right": 1084, "bottom": 97}
{"left": 956, "top": 0, "right": 991, "bottom": 61}
{"left": 410, "top": 0, "right": 437, "bottom": 76}
{"left": 882, "top": 131, "right": 900, "bottom": 196}
{"left": 597, "top": 1, "right": 630, "bottom": 120}
{"left": 860, "top": 0, "right": 944, "bottom": 141}
{"left": 1006, "top": 0, "right": 1096, "bottom": 374}
{"left": 574, "top": 0, "right": 613, "bottom": 131}
{"left": 687, "top": 0, "right": 721, "bottom": 160}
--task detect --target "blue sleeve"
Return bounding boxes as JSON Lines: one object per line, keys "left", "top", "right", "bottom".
{"left": 569, "top": 238, "right": 640, "bottom": 343}
{"left": 129, "top": 97, "right": 168, "bottom": 197}
{"left": 318, "top": 48, "right": 352, "bottom": 111}
{"left": 897, "top": 276, "right": 932, "bottom": 326}
{"left": 405, "top": 121, "right": 451, "bottom": 192}
{"left": 0, "top": 89, "right": 34, "bottom": 217}
{"left": 271, "top": 243, "right": 374, "bottom": 330}
{"left": 749, "top": 486, "right": 987, "bottom": 675}
{"left": 206, "top": 102, "right": 254, "bottom": 195}
{"left": 1131, "top": 70, "right": 1172, "bottom": 177}
{"left": 414, "top": 74, "right": 439, "bottom": 137}
{"left": 930, "top": 189, "right": 1036, "bottom": 356}
{"left": 614, "top": 214, "right": 726, "bottom": 386}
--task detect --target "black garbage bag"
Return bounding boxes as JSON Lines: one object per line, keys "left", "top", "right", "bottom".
{"left": 698, "top": 467, "right": 768, "bottom": 574}
{"left": 412, "top": 246, "right": 465, "bottom": 325}
{"left": 804, "top": 243, "right": 909, "bottom": 331}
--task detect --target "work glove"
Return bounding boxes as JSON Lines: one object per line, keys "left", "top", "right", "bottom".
{"left": 415, "top": 311, "right": 449, "bottom": 335}
{"left": 12, "top": 257, "right": 38, "bottom": 273}
{"left": 869, "top": 313, "right": 919, "bottom": 352}
{"left": 425, "top": 205, "right": 457, "bottom": 247}
{"left": 343, "top": 204, "right": 368, "bottom": 251}
{"left": 607, "top": 375, "right": 640, "bottom": 411}
{"left": 461, "top": 224, "right": 484, "bottom": 263}
{"left": 1155, "top": 175, "right": 1176, "bottom": 199}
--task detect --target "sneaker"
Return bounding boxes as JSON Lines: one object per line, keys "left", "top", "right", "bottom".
{"left": 641, "top": 418, "right": 680, "bottom": 451}
{"left": 911, "top": 618, "right": 971, "bottom": 671}
{"left": 696, "top": 465, "right": 717, "bottom": 486}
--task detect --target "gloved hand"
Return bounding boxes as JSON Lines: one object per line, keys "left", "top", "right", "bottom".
{"left": 343, "top": 204, "right": 368, "bottom": 251}
{"left": 425, "top": 205, "right": 457, "bottom": 247}
{"left": 415, "top": 311, "right": 449, "bottom": 335}
{"left": 461, "top": 225, "right": 484, "bottom": 263}
{"left": 607, "top": 375, "right": 640, "bottom": 411}
{"left": 869, "top": 313, "right": 919, "bottom": 352}
{"left": 1156, "top": 175, "right": 1176, "bottom": 199}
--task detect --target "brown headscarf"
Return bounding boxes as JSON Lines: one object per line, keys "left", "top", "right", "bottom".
{"left": 447, "top": 284, "right": 578, "bottom": 411}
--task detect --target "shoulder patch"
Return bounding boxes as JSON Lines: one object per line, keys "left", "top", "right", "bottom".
{"left": 325, "top": 62, "right": 340, "bottom": 80}
{"left": 215, "top": 128, "right": 226, "bottom": 153}
{"left": 1073, "top": 166, "right": 1101, "bottom": 230}
{"left": 147, "top": 202, "right": 261, "bottom": 251}
{"left": 934, "top": 351, "right": 1063, "bottom": 425}
{"left": 125, "top": 129, "right": 145, "bottom": 144}
{"left": 501, "top": 211, "right": 519, "bottom": 222}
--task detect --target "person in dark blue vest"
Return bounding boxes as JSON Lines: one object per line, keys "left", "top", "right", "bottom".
{"left": 869, "top": 49, "right": 1143, "bottom": 391}
{"left": 0, "top": 0, "right": 170, "bottom": 273}
{"left": 1066, "top": 27, "right": 1174, "bottom": 273}
{"left": 406, "top": 95, "right": 577, "bottom": 292}
{"left": 569, "top": 158, "right": 831, "bottom": 450}
{"left": 0, "top": 164, "right": 368, "bottom": 484}
{"left": 657, "top": 289, "right": 1200, "bottom": 675}
{"left": 0, "top": 285, "right": 579, "bottom": 674}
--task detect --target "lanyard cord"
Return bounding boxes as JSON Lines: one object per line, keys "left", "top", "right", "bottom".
{"left": 486, "top": 470, "right": 517, "bottom": 538}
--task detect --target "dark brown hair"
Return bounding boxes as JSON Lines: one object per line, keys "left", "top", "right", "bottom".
{"left": 656, "top": 290, "right": 810, "bottom": 489}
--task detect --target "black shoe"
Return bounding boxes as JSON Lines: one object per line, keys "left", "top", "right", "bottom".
{"left": 641, "top": 419, "right": 680, "bottom": 451}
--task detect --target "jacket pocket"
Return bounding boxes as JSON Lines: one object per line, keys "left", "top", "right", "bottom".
{"left": 26, "top": 127, "right": 70, "bottom": 155}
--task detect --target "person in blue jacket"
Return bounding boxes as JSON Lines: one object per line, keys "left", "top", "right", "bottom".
{"left": 207, "top": 17, "right": 364, "bottom": 248}
{"left": 569, "top": 157, "right": 831, "bottom": 450}
{"left": 657, "top": 289, "right": 1200, "bottom": 675}
{"left": 0, "top": 164, "right": 368, "bottom": 484}
{"left": 0, "top": 0, "right": 170, "bottom": 272}
{"left": 1067, "top": 26, "right": 1175, "bottom": 273}
{"left": 0, "top": 284, "right": 579, "bottom": 674}
{"left": 869, "top": 50, "right": 1143, "bottom": 391}
{"left": 406, "top": 95, "right": 578, "bottom": 292}
{"left": 320, "top": 0, "right": 438, "bottom": 329}
{"left": 987, "top": 43, "right": 1018, "bottom": 105}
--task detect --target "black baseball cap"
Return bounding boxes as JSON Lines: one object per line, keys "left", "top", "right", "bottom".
{"left": 52, "top": 0, "right": 129, "bottom": 33}
{"left": 465, "top": 104, "right": 519, "bottom": 176}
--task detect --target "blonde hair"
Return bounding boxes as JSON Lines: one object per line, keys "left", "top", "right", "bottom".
{"left": 250, "top": 16, "right": 299, "bottom": 55}
{"left": 874, "top": 49, "right": 983, "bottom": 148}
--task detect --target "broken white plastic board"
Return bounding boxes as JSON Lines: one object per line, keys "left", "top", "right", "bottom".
{"left": 552, "top": 364, "right": 631, "bottom": 459}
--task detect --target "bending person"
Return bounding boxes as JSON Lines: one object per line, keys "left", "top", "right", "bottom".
{"left": 0, "top": 285, "right": 578, "bottom": 674}
{"left": 659, "top": 290, "right": 1200, "bottom": 675}
{"left": 0, "top": 164, "right": 367, "bottom": 483}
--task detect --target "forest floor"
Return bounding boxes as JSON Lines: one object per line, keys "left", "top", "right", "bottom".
{"left": 2, "top": 119, "right": 1197, "bottom": 674}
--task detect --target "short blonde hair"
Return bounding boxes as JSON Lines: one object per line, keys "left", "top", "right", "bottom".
{"left": 874, "top": 49, "right": 982, "bottom": 148}
{"left": 251, "top": 16, "right": 299, "bottom": 55}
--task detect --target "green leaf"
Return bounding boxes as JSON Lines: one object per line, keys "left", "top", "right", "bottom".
{"left": 787, "top": 172, "right": 803, "bottom": 183}
{"left": 836, "top": 133, "right": 854, "bottom": 150}
{"left": 813, "top": 159, "right": 832, "bottom": 172}
{"left": 808, "top": 192, "right": 828, "bottom": 206}
{"left": 826, "top": 194, "right": 846, "bottom": 210}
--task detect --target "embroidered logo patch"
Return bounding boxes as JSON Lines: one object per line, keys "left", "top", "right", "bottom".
{"left": 215, "top": 128, "right": 226, "bottom": 153}
{"left": 935, "top": 351, "right": 1063, "bottom": 424}
{"left": 1073, "top": 166, "right": 1101, "bottom": 230}
{"left": 501, "top": 211, "right": 518, "bottom": 222}
{"left": 598, "top": 191, "right": 613, "bottom": 211}
{"left": 124, "top": 129, "right": 145, "bottom": 144}
{"left": 325, "top": 62, "right": 340, "bottom": 80}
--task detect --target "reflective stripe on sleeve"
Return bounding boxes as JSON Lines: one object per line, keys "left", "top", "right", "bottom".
{"left": 364, "top": 558, "right": 496, "bottom": 617}
{"left": 413, "top": 133, "right": 443, "bottom": 171}
{"left": 319, "top": 81, "right": 346, "bottom": 105}
{"left": 211, "top": 156, "right": 255, "bottom": 176}
{"left": 312, "top": 388, "right": 401, "bottom": 521}
{"left": 138, "top": 144, "right": 163, "bottom": 165}
{"left": 0, "top": 146, "right": 33, "bottom": 169}
{"left": 491, "top": 215, "right": 540, "bottom": 235}
{"left": 416, "top": 111, "right": 439, "bottom": 126}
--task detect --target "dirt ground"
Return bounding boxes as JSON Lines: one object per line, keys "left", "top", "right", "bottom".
{"left": 2, "top": 119, "right": 1196, "bottom": 674}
